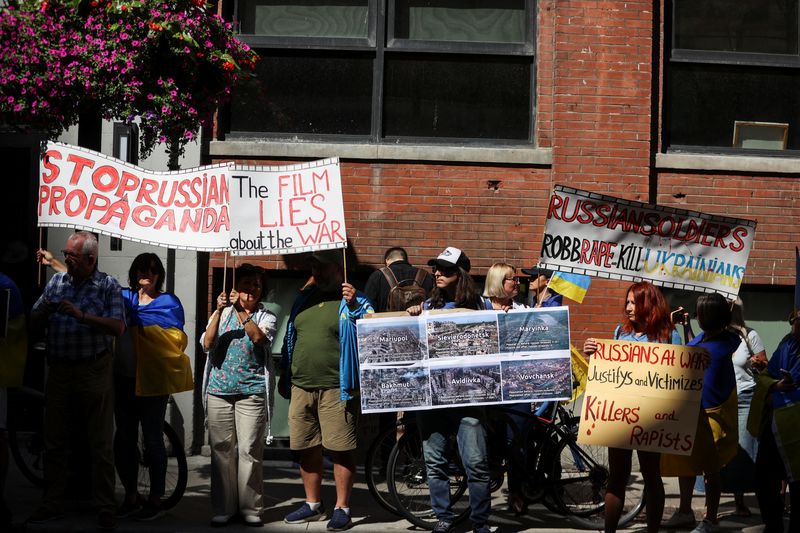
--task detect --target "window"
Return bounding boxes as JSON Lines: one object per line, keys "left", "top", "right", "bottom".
{"left": 667, "top": 0, "right": 800, "bottom": 153}
{"left": 226, "top": 0, "right": 536, "bottom": 144}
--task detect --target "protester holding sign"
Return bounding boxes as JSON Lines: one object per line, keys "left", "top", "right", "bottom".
{"left": 583, "top": 281, "right": 680, "bottom": 533}
{"left": 114, "top": 253, "right": 193, "bottom": 521}
{"left": 201, "top": 264, "right": 277, "bottom": 527}
{"left": 750, "top": 310, "right": 800, "bottom": 533}
{"left": 482, "top": 262, "right": 525, "bottom": 312}
{"left": 661, "top": 293, "right": 739, "bottom": 533}
{"left": 406, "top": 247, "right": 492, "bottom": 533}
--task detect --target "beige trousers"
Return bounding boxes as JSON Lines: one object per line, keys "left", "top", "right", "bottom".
{"left": 207, "top": 393, "right": 266, "bottom": 517}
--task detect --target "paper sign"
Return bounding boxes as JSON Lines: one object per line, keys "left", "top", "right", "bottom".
{"left": 38, "top": 142, "right": 232, "bottom": 251}
{"left": 578, "top": 339, "right": 709, "bottom": 455}
{"left": 539, "top": 185, "right": 757, "bottom": 299}
{"left": 228, "top": 159, "right": 347, "bottom": 255}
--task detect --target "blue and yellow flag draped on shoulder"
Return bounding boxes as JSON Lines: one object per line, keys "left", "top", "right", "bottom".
{"left": 123, "top": 289, "right": 194, "bottom": 397}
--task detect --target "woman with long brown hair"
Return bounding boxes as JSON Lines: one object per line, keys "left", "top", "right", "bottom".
{"left": 583, "top": 281, "right": 681, "bottom": 533}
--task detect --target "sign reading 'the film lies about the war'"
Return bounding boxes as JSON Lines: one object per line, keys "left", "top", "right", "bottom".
{"left": 578, "top": 340, "right": 709, "bottom": 455}
{"left": 356, "top": 307, "right": 573, "bottom": 414}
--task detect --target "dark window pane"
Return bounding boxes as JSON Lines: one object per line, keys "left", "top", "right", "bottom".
{"left": 230, "top": 51, "right": 373, "bottom": 135}
{"left": 394, "top": 0, "right": 525, "bottom": 44}
{"left": 674, "top": 0, "right": 798, "bottom": 54}
{"left": 383, "top": 55, "right": 530, "bottom": 139}
{"left": 668, "top": 63, "right": 800, "bottom": 149}
{"left": 237, "top": 0, "right": 370, "bottom": 38}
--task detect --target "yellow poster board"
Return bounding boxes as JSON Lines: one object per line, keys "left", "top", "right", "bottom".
{"left": 578, "top": 339, "right": 709, "bottom": 455}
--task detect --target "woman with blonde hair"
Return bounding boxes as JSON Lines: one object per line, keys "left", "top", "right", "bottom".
{"left": 482, "top": 262, "right": 525, "bottom": 311}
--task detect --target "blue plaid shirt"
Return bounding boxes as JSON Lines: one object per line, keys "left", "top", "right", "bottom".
{"left": 32, "top": 269, "right": 125, "bottom": 362}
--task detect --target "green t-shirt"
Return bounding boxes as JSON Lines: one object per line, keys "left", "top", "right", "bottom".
{"left": 291, "top": 290, "right": 341, "bottom": 390}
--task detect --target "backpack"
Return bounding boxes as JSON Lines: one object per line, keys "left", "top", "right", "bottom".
{"left": 380, "top": 267, "right": 429, "bottom": 312}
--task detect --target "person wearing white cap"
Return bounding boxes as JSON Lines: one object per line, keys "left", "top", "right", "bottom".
{"left": 407, "top": 247, "right": 492, "bottom": 533}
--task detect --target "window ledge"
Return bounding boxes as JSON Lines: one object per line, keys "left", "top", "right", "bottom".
{"left": 657, "top": 152, "right": 800, "bottom": 175}
{"left": 210, "top": 140, "right": 552, "bottom": 165}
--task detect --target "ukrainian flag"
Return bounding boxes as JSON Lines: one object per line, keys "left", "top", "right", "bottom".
{"left": 124, "top": 291, "right": 194, "bottom": 396}
{"left": 548, "top": 272, "right": 592, "bottom": 304}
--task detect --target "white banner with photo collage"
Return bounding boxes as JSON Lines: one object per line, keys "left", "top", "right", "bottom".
{"left": 356, "top": 307, "right": 573, "bottom": 414}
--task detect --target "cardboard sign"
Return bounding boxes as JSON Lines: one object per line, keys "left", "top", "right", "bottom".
{"left": 357, "top": 307, "right": 573, "bottom": 413}
{"left": 38, "top": 142, "right": 232, "bottom": 251}
{"left": 228, "top": 159, "right": 347, "bottom": 255}
{"left": 578, "top": 339, "right": 709, "bottom": 455}
{"left": 539, "top": 185, "right": 757, "bottom": 299}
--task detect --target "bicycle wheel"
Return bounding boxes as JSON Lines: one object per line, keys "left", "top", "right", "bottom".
{"left": 551, "top": 436, "right": 645, "bottom": 529}
{"left": 8, "top": 427, "right": 44, "bottom": 487}
{"left": 137, "top": 422, "right": 188, "bottom": 510}
{"left": 386, "top": 431, "right": 470, "bottom": 530}
{"left": 364, "top": 420, "right": 407, "bottom": 516}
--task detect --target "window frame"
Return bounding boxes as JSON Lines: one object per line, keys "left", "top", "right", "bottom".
{"left": 225, "top": 0, "right": 537, "bottom": 146}
{"left": 665, "top": 0, "right": 800, "bottom": 155}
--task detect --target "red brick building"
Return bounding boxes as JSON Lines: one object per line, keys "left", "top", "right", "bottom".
{"left": 209, "top": 0, "right": 799, "bottom": 351}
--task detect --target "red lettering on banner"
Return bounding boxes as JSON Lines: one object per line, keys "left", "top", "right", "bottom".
{"left": 97, "top": 199, "right": 130, "bottom": 230}
{"left": 92, "top": 165, "right": 119, "bottom": 193}
{"left": 154, "top": 210, "right": 176, "bottom": 231}
{"left": 295, "top": 220, "right": 344, "bottom": 245}
{"left": 85, "top": 194, "right": 110, "bottom": 219}
{"left": 311, "top": 170, "right": 330, "bottom": 193}
{"left": 66, "top": 154, "right": 95, "bottom": 186}
{"left": 180, "top": 209, "right": 202, "bottom": 232}
{"left": 136, "top": 178, "right": 159, "bottom": 205}
{"left": 712, "top": 225, "right": 731, "bottom": 249}
{"left": 115, "top": 171, "right": 140, "bottom": 199}
{"left": 48, "top": 186, "right": 66, "bottom": 215}
{"left": 41, "top": 150, "right": 62, "bottom": 183}
{"left": 206, "top": 176, "right": 221, "bottom": 206}
{"left": 729, "top": 227, "right": 747, "bottom": 252}
{"left": 288, "top": 197, "right": 307, "bottom": 226}
{"left": 547, "top": 192, "right": 564, "bottom": 220}
{"left": 259, "top": 198, "right": 283, "bottom": 228}
{"left": 132, "top": 205, "right": 156, "bottom": 227}
{"left": 64, "top": 190, "right": 87, "bottom": 217}
{"left": 38, "top": 186, "right": 50, "bottom": 216}
{"left": 308, "top": 194, "right": 327, "bottom": 224}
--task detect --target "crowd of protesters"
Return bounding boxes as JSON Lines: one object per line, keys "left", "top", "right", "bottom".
{"left": 1, "top": 237, "right": 797, "bottom": 533}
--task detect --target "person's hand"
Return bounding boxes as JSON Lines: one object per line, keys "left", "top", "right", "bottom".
{"left": 406, "top": 304, "right": 423, "bottom": 316}
{"left": 37, "top": 248, "right": 54, "bottom": 265}
{"left": 342, "top": 283, "right": 356, "bottom": 305}
{"left": 671, "top": 307, "right": 689, "bottom": 326}
{"left": 583, "top": 337, "right": 598, "bottom": 356}
{"left": 228, "top": 289, "right": 239, "bottom": 306}
{"left": 751, "top": 353, "right": 768, "bottom": 371}
{"left": 215, "top": 291, "right": 229, "bottom": 311}
{"left": 775, "top": 376, "right": 797, "bottom": 393}
{"left": 57, "top": 300, "right": 82, "bottom": 321}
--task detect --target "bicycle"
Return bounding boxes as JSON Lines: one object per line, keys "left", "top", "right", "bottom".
{"left": 7, "top": 387, "right": 188, "bottom": 511}
{"left": 383, "top": 402, "right": 645, "bottom": 530}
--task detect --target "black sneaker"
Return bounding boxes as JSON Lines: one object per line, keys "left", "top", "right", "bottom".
{"left": 284, "top": 502, "right": 325, "bottom": 524}
{"left": 27, "top": 507, "right": 65, "bottom": 524}
{"left": 326, "top": 508, "right": 352, "bottom": 531}
{"left": 432, "top": 520, "right": 453, "bottom": 533}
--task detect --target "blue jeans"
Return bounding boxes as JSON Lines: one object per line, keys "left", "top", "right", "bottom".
{"left": 417, "top": 408, "right": 491, "bottom": 527}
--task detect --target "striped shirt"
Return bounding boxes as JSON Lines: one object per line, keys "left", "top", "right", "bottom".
{"left": 32, "top": 269, "right": 125, "bottom": 362}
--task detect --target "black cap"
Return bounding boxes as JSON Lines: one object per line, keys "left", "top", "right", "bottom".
{"left": 521, "top": 266, "right": 553, "bottom": 278}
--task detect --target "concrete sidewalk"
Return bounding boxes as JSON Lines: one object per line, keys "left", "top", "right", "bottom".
{"left": 8, "top": 454, "right": 775, "bottom": 532}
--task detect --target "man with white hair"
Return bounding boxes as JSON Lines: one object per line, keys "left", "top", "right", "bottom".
{"left": 28, "top": 231, "right": 125, "bottom": 530}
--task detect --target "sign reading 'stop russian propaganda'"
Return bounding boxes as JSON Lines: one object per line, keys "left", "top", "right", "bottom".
{"left": 539, "top": 185, "right": 757, "bottom": 299}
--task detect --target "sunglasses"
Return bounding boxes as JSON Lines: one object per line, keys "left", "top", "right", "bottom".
{"left": 504, "top": 277, "right": 520, "bottom": 283}
{"left": 432, "top": 265, "right": 458, "bottom": 277}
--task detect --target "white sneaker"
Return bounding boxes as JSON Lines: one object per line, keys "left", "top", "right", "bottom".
{"left": 662, "top": 509, "right": 696, "bottom": 528}
{"left": 210, "top": 514, "right": 233, "bottom": 527}
{"left": 243, "top": 514, "right": 263, "bottom": 526}
{"left": 690, "top": 519, "right": 720, "bottom": 533}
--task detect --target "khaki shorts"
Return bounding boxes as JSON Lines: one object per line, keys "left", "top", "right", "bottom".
{"left": 288, "top": 385, "right": 359, "bottom": 452}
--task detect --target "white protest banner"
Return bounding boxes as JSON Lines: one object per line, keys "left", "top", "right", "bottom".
{"left": 578, "top": 340, "right": 709, "bottom": 455}
{"left": 38, "top": 142, "right": 232, "bottom": 251}
{"left": 539, "top": 185, "right": 757, "bottom": 299}
{"left": 357, "top": 307, "right": 572, "bottom": 413}
{"left": 228, "top": 159, "right": 346, "bottom": 255}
